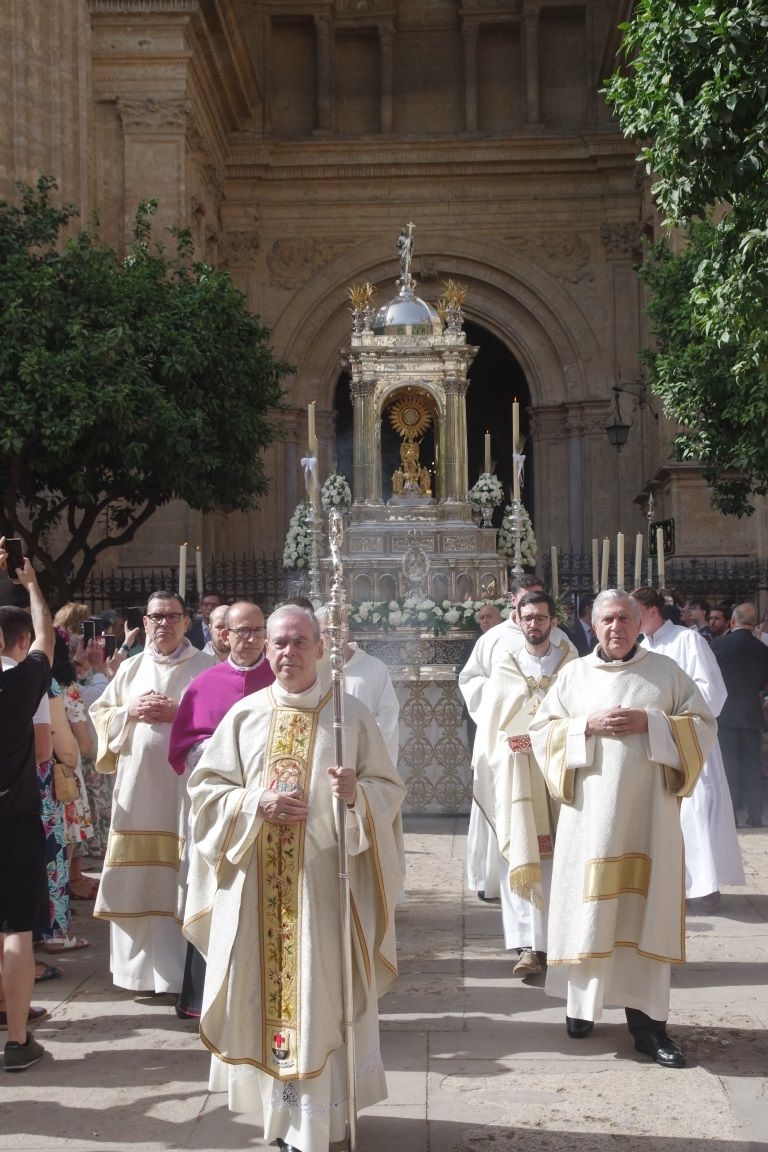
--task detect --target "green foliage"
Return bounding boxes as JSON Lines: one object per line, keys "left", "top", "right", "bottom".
{"left": 639, "top": 224, "right": 768, "bottom": 515}
{"left": 0, "top": 177, "right": 288, "bottom": 605}
{"left": 605, "top": 2, "right": 768, "bottom": 516}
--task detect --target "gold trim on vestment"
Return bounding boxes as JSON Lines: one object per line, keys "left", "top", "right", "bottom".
{"left": 668, "top": 714, "right": 704, "bottom": 796}
{"left": 105, "top": 830, "right": 184, "bottom": 868}
{"left": 198, "top": 1027, "right": 330, "bottom": 1078}
{"left": 547, "top": 939, "right": 686, "bottom": 965}
{"left": 583, "top": 853, "right": 651, "bottom": 900}
{"left": 214, "top": 790, "right": 247, "bottom": 884}
{"left": 545, "top": 718, "right": 573, "bottom": 803}
{"left": 94, "top": 909, "right": 182, "bottom": 922}
{"left": 258, "top": 701, "right": 317, "bottom": 1078}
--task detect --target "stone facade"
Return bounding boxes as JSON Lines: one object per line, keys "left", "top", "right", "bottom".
{"left": 1, "top": 0, "right": 762, "bottom": 580}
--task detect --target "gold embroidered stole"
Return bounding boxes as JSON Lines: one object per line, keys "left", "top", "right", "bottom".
{"left": 258, "top": 695, "right": 327, "bottom": 1077}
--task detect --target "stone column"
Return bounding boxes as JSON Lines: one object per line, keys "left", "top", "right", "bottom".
{"left": 314, "top": 13, "right": 333, "bottom": 133}
{"left": 351, "top": 374, "right": 381, "bottom": 504}
{"left": 522, "top": 3, "right": 541, "bottom": 127}
{"left": 463, "top": 21, "right": 478, "bottom": 133}
{"left": 563, "top": 400, "right": 611, "bottom": 554}
{"left": 529, "top": 403, "right": 570, "bottom": 554}
{"left": 441, "top": 374, "right": 470, "bottom": 503}
{"left": 117, "top": 98, "right": 192, "bottom": 242}
{"left": 379, "top": 23, "right": 394, "bottom": 135}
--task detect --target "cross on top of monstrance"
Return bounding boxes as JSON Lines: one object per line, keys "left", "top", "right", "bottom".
{"left": 388, "top": 391, "right": 433, "bottom": 500}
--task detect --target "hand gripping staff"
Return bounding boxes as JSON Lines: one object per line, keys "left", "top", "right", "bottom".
{"left": 327, "top": 508, "right": 358, "bottom": 1151}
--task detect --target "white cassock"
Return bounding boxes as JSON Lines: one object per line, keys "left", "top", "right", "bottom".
{"left": 91, "top": 640, "right": 214, "bottom": 992}
{"left": 459, "top": 618, "right": 575, "bottom": 902}
{"left": 530, "top": 647, "right": 716, "bottom": 1023}
{"left": 184, "top": 679, "right": 405, "bottom": 1152}
{"left": 641, "top": 620, "right": 745, "bottom": 897}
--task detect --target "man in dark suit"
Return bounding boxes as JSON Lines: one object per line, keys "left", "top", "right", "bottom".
{"left": 712, "top": 602, "right": 768, "bottom": 827}
{"left": 570, "top": 597, "right": 596, "bottom": 657}
{"left": 187, "top": 590, "right": 222, "bottom": 650}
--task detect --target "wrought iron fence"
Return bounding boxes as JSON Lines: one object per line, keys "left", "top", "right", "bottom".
{"left": 541, "top": 553, "right": 768, "bottom": 608}
{"left": 81, "top": 553, "right": 287, "bottom": 615}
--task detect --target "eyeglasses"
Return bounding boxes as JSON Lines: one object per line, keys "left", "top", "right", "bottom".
{"left": 230, "top": 626, "right": 266, "bottom": 639}
{"left": 520, "top": 613, "right": 552, "bottom": 625}
{"left": 147, "top": 612, "right": 183, "bottom": 625}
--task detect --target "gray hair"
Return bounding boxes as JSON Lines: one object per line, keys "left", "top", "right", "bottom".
{"left": 732, "top": 602, "right": 756, "bottom": 627}
{"left": 592, "top": 589, "right": 642, "bottom": 627}
{"left": 266, "top": 604, "right": 321, "bottom": 642}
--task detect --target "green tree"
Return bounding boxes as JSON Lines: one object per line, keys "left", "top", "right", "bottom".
{"left": 605, "top": 1, "right": 768, "bottom": 515}
{"left": 0, "top": 177, "right": 288, "bottom": 606}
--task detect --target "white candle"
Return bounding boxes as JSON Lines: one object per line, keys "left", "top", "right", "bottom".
{"left": 634, "top": 533, "right": 643, "bottom": 589}
{"left": 484, "top": 431, "right": 491, "bottom": 475}
{"left": 656, "top": 526, "right": 665, "bottom": 587}
{"left": 178, "top": 542, "right": 187, "bottom": 600}
{"left": 592, "top": 538, "right": 599, "bottom": 594}
{"left": 308, "top": 401, "right": 316, "bottom": 455}
{"left": 616, "top": 532, "right": 624, "bottom": 590}
{"left": 195, "top": 546, "right": 204, "bottom": 596}
{"left": 550, "top": 546, "right": 559, "bottom": 599}
{"left": 647, "top": 555, "right": 653, "bottom": 585}
{"left": 600, "top": 537, "right": 610, "bottom": 591}
{"left": 512, "top": 401, "right": 520, "bottom": 503}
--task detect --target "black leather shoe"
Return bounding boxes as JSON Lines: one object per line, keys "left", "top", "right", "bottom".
{"left": 566, "top": 1015, "right": 594, "bottom": 1039}
{"left": 633, "top": 1030, "right": 686, "bottom": 1068}
{"left": 276, "top": 1141, "right": 302, "bottom": 1152}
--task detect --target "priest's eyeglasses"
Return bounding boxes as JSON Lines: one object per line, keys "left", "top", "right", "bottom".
{"left": 520, "top": 613, "right": 552, "bottom": 624}
{"left": 230, "top": 626, "right": 267, "bottom": 639}
{"left": 147, "top": 612, "right": 183, "bottom": 624}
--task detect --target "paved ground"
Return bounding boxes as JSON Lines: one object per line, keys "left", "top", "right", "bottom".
{"left": 1, "top": 817, "right": 766, "bottom": 1151}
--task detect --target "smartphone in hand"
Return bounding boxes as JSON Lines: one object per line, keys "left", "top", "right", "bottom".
{"left": 82, "top": 620, "right": 96, "bottom": 646}
{"left": 104, "top": 634, "right": 117, "bottom": 658}
{"left": 4, "top": 538, "right": 24, "bottom": 582}
{"left": 125, "top": 606, "right": 143, "bottom": 630}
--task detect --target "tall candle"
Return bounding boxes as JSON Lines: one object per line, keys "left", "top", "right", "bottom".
{"left": 550, "top": 546, "right": 559, "bottom": 599}
{"left": 484, "top": 431, "right": 491, "bottom": 474}
{"left": 600, "top": 537, "right": 610, "bottom": 591}
{"left": 656, "top": 526, "right": 665, "bottom": 587}
{"left": 634, "top": 533, "right": 643, "bottom": 589}
{"left": 178, "top": 542, "right": 187, "bottom": 600}
{"left": 512, "top": 401, "right": 520, "bottom": 503}
{"left": 195, "top": 546, "right": 204, "bottom": 596}
{"left": 647, "top": 555, "right": 653, "bottom": 586}
{"left": 308, "top": 401, "right": 317, "bottom": 456}
{"left": 616, "top": 531, "right": 624, "bottom": 590}
{"left": 592, "top": 538, "right": 599, "bottom": 594}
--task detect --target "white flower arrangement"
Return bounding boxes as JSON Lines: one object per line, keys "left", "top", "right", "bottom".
{"left": 467, "top": 472, "right": 504, "bottom": 510}
{"left": 497, "top": 502, "right": 537, "bottom": 567}
{"left": 320, "top": 472, "right": 352, "bottom": 515}
{"left": 348, "top": 596, "right": 484, "bottom": 636}
{"left": 282, "top": 502, "right": 313, "bottom": 570}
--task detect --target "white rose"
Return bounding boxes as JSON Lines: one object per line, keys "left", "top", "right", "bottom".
{"left": 444, "top": 608, "right": 460, "bottom": 624}
{"left": 388, "top": 610, "right": 403, "bottom": 627}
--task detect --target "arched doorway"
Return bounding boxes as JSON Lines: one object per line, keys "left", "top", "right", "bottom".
{"left": 332, "top": 320, "right": 531, "bottom": 522}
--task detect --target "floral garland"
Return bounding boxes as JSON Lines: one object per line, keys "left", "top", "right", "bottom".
{"left": 467, "top": 472, "right": 504, "bottom": 510}
{"left": 497, "top": 502, "right": 537, "bottom": 567}
{"left": 282, "top": 502, "right": 313, "bottom": 570}
{"left": 320, "top": 472, "right": 352, "bottom": 515}
{"left": 348, "top": 596, "right": 512, "bottom": 637}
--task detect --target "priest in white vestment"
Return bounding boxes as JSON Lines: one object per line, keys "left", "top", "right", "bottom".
{"left": 631, "top": 586, "right": 745, "bottom": 904}
{"left": 459, "top": 579, "right": 575, "bottom": 909}
{"left": 530, "top": 590, "right": 716, "bottom": 1068}
{"left": 91, "top": 592, "right": 214, "bottom": 994}
{"left": 472, "top": 591, "right": 576, "bottom": 976}
{"left": 184, "top": 606, "right": 405, "bottom": 1152}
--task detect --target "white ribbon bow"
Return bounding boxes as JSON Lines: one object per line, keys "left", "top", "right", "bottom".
{"left": 513, "top": 451, "right": 526, "bottom": 485}
{"left": 301, "top": 456, "right": 319, "bottom": 492}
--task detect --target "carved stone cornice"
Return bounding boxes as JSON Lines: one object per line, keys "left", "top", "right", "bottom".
{"left": 601, "top": 221, "right": 643, "bottom": 260}
{"left": 91, "top": 1, "right": 196, "bottom": 11}
{"left": 117, "top": 97, "right": 192, "bottom": 132}
{"left": 218, "top": 231, "right": 261, "bottom": 265}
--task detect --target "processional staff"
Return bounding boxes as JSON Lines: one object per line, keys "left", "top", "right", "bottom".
{"left": 326, "top": 507, "right": 358, "bottom": 1152}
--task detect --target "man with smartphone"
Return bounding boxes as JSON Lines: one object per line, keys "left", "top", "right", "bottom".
{"left": 0, "top": 539, "right": 54, "bottom": 1071}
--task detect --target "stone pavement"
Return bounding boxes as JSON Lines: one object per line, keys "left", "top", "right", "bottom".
{"left": 1, "top": 817, "right": 767, "bottom": 1152}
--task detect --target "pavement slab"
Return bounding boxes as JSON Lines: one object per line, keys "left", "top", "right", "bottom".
{"left": 1, "top": 816, "right": 766, "bottom": 1151}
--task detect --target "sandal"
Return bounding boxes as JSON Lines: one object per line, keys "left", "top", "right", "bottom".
{"left": 40, "top": 935, "right": 90, "bottom": 954}
{"left": 34, "top": 963, "right": 63, "bottom": 983}
{"left": 0, "top": 1006, "right": 49, "bottom": 1029}
{"left": 68, "top": 879, "right": 99, "bottom": 901}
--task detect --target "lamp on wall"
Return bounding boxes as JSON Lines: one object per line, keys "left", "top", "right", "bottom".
{"left": 606, "top": 377, "right": 658, "bottom": 452}
{"left": 606, "top": 385, "right": 631, "bottom": 451}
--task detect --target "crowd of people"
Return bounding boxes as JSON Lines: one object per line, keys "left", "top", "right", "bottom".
{"left": 2, "top": 536, "right": 766, "bottom": 1150}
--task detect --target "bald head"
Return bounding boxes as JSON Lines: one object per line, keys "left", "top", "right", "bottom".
{"left": 731, "top": 602, "right": 757, "bottom": 629}
{"left": 224, "top": 600, "right": 267, "bottom": 667}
